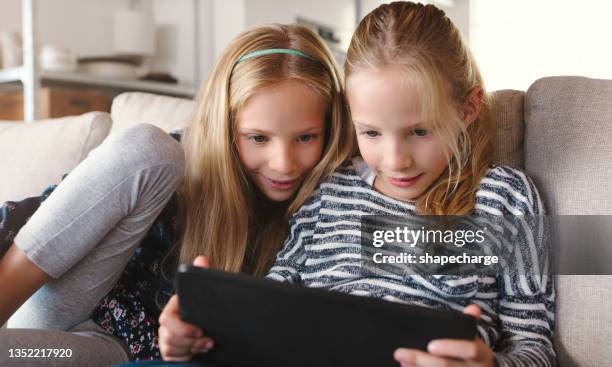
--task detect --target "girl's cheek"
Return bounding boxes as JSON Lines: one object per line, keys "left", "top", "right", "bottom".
{"left": 357, "top": 140, "right": 376, "bottom": 157}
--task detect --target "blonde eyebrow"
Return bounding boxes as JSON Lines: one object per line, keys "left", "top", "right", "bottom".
{"left": 352, "top": 121, "right": 377, "bottom": 130}
{"left": 238, "top": 125, "right": 324, "bottom": 135}
{"left": 353, "top": 121, "right": 427, "bottom": 130}
{"left": 238, "top": 128, "right": 271, "bottom": 135}
{"left": 295, "top": 126, "right": 325, "bottom": 133}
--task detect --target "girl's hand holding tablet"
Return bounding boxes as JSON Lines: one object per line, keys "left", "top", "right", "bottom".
{"left": 394, "top": 305, "right": 495, "bottom": 367}
{"left": 159, "top": 256, "right": 213, "bottom": 361}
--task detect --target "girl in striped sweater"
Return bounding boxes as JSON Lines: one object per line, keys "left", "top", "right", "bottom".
{"left": 160, "top": 2, "right": 555, "bottom": 366}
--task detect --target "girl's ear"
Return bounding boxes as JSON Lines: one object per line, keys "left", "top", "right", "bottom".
{"left": 459, "top": 85, "right": 484, "bottom": 127}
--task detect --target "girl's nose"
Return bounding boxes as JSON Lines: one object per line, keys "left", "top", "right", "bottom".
{"left": 384, "top": 142, "right": 413, "bottom": 172}
{"left": 268, "top": 144, "right": 297, "bottom": 175}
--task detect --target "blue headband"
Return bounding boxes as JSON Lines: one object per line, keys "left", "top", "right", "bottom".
{"left": 235, "top": 48, "right": 314, "bottom": 64}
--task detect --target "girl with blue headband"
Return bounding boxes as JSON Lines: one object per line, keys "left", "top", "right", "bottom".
{"left": 0, "top": 24, "right": 353, "bottom": 364}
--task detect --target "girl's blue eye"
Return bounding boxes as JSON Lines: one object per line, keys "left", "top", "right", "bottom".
{"left": 412, "top": 128, "right": 429, "bottom": 137}
{"left": 249, "top": 135, "right": 268, "bottom": 143}
{"left": 298, "top": 134, "right": 317, "bottom": 142}
{"left": 364, "top": 130, "right": 380, "bottom": 138}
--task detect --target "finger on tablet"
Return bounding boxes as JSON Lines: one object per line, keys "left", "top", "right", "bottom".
{"left": 193, "top": 256, "right": 210, "bottom": 268}
{"left": 462, "top": 304, "right": 481, "bottom": 320}
{"left": 190, "top": 337, "right": 215, "bottom": 355}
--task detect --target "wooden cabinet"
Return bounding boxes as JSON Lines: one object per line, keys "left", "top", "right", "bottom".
{"left": 0, "top": 87, "right": 112, "bottom": 120}
{"left": 0, "top": 92, "right": 23, "bottom": 120}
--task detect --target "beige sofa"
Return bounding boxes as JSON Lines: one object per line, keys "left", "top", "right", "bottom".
{"left": 0, "top": 77, "right": 610, "bottom": 366}
{"left": 0, "top": 92, "right": 194, "bottom": 204}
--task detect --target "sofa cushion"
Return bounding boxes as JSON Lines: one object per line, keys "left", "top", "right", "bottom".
{"left": 554, "top": 276, "right": 612, "bottom": 367}
{"left": 0, "top": 112, "right": 111, "bottom": 203}
{"left": 524, "top": 76, "right": 612, "bottom": 367}
{"left": 525, "top": 76, "right": 612, "bottom": 215}
{"left": 491, "top": 89, "right": 525, "bottom": 169}
{"left": 110, "top": 92, "right": 195, "bottom": 135}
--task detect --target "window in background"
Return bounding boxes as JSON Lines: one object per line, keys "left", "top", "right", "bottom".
{"left": 470, "top": 0, "right": 612, "bottom": 91}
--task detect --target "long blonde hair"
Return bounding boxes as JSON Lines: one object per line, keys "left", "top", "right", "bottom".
{"left": 178, "top": 24, "right": 354, "bottom": 276}
{"left": 345, "top": 1, "right": 494, "bottom": 215}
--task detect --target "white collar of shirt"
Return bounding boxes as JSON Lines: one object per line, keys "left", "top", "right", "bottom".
{"left": 351, "top": 156, "right": 376, "bottom": 187}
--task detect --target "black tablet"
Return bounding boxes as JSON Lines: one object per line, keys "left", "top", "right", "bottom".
{"left": 175, "top": 265, "right": 477, "bottom": 367}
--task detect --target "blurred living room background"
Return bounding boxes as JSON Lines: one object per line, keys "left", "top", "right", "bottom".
{"left": 1, "top": 0, "right": 611, "bottom": 121}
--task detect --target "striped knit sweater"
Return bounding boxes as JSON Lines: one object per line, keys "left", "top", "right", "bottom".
{"left": 267, "top": 159, "right": 556, "bottom": 367}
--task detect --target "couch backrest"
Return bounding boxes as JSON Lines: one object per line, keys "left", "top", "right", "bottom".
{"left": 0, "top": 112, "right": 111, "bottom": 203}
{"left": 523, "top": 76, "right": 612, "bottom": 367}
{"left": 110, "top": 92, "right": 195, "bottom": 135}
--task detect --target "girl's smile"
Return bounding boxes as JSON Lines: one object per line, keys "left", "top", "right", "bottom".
{"left": 260, "top": 175, "right": 300, "bottom": 191}
{"left": 387, "top": 173, "right": 423, "bottom": 188}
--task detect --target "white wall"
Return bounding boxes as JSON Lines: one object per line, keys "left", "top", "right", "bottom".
{"left": 196, "top": 0, "right": 214, "bottom": 87}
{"left": 0, "top": 0, "right": 23, "bottom": 32}
{"left": 470, "top": 0, "right": 612, "bottom": 91}
{"left": 211, "top": 0, "right": 245, "bottom": 64}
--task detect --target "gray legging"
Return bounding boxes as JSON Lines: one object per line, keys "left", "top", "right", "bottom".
{"left": 0, "top": 124, "right": 185, "bottom": 366}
